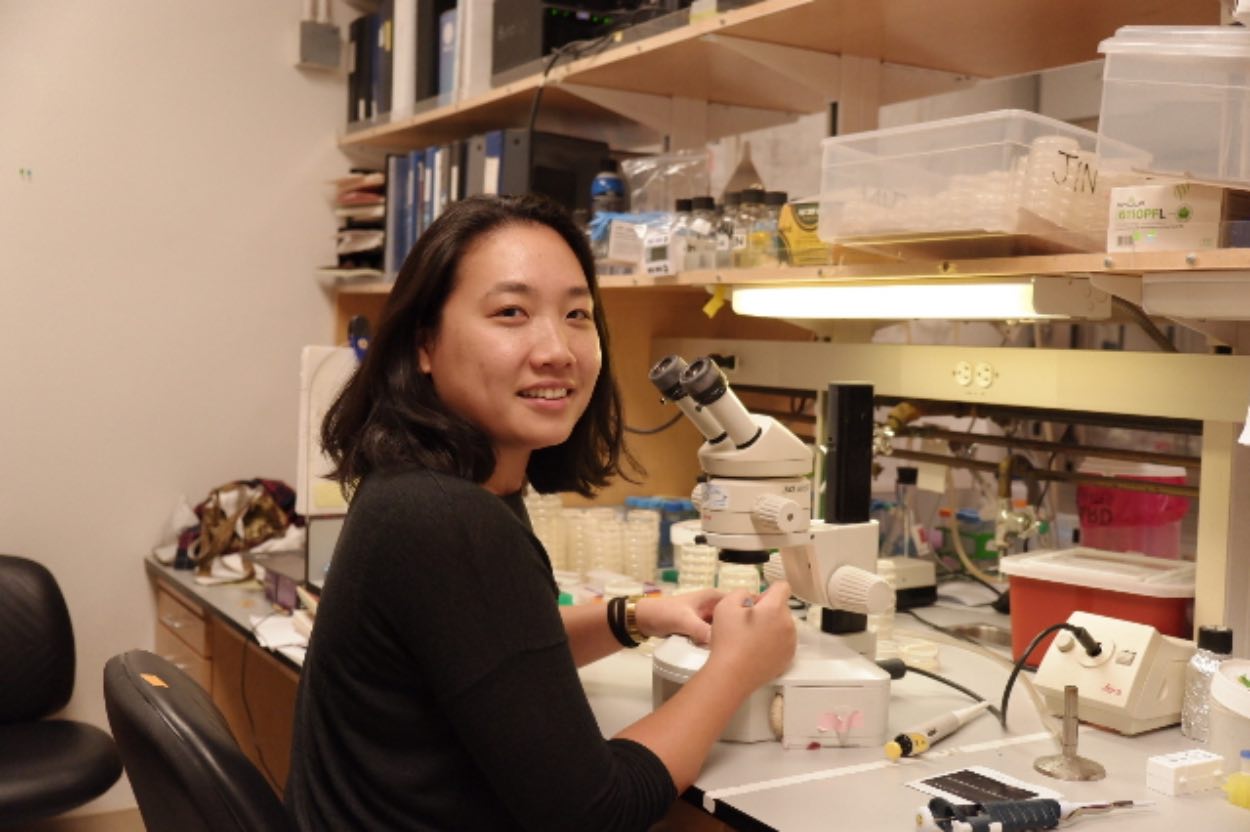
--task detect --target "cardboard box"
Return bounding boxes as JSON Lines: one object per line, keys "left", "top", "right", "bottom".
{"left": 1107, "top": 182, "right": 1250, "bottom": 252}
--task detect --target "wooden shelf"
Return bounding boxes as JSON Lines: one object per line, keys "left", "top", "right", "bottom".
{"left": 338, "top": 0, "right": 1219, "bottom": 152}
{"left": 596, "top": 248, "right": 1250, "bottom": 289}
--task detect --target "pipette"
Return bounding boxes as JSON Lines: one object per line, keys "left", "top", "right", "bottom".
{"left": 915, "top": 797, "right": 1152, "bottom": 831}
{"left": 885, "top": 701, "right": 992, "bottom": 761}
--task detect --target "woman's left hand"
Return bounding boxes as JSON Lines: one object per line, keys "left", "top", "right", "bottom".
{"left": 635, "top": 589, "right": 722, "bottom": 646}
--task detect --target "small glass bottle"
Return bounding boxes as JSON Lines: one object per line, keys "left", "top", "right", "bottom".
{"left": 732, "top": 188, "right": 764, "bottom": 268}
{"left": 1180, "top": 625, "right": 1234, "bottom": 742}
{"left": 684, "top": 195, "right": 717, "bottom": 271}
{"left": 715, "top": 191, "right": 740, "bottom": 269}
{"left": 749, "top": 190, "right": 787, "bottom": 267}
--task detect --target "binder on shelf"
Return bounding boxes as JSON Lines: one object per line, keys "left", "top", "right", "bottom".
{"left": 437, "top": 6, "right": 457, "bottom": 106}
{"left": 422, "top": 146, "right": 437, "bottom": 230}
{"left": 347, "top": 15, "right": 372, "bottom": 124}
{"left": 448, "top": 139, "right": 466, "bottom": 203}
{"left": 365, "top": 13, "right": 383, "bottom": 119}
{"left": 390, "top": 0, "right": 417, "bottom": 119}
{"left": 465, "top": 133, "right": 489, "bottom": 197}
{"left": 374, "top": 0, "right": 395, "bottom": 117}
{"left": 407, "top": 148, "right": 426, "bottom": 244}
{"left": 383, "top": 153, "right": 408, "bottom": 278}
{"left": 415, "top": 0, "right": 456, "bottom": 104}
{"left": 453, "top": 0, "right": 492, "bottom": 103}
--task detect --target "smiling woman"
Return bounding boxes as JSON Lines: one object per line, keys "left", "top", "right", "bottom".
{"left": 416, "top": 223, "right": 604, "bottom": 494}
{"left": 286, "top": 195, "right": 797, "bottom": 832}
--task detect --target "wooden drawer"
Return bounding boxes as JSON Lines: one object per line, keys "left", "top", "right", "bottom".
{"left": 155, "top": 622, "right": 212, "bottom": 691}
{"left": 156, "top": 586, "right": 211, "bottom": 658}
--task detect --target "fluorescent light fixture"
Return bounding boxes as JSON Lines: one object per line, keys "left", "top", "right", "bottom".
{"left": 730, "top": 277, "right": 1111, "bottom": 321}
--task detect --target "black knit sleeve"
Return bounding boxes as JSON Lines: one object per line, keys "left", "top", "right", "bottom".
{"left": 365, "top": 472, "right": 677, "bottom": 830}
{"left": 443, "top": 642, "right": 677, "bottom": 832}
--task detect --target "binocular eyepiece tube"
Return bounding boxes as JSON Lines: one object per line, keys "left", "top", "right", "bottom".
{"left": 649, "top": 355, "right": 761, "bottom": 449}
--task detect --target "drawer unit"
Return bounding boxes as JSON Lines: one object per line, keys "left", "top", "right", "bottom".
{"left": 155, "top": 621, "right": 212, "bottom": 690}
{"left": 156, "top": 585, "right": 211, "bottom": 658}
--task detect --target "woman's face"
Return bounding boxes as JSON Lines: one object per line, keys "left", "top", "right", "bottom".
{"left": 418, "top": 222, "right": 602, "bottom": 482}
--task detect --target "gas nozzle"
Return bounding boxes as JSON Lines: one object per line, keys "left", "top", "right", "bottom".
{"left": 679, "top": 357, "right": 760, "bottom": 448}
{"left": 649, "top": 355, "right": 726, "bottom": 442}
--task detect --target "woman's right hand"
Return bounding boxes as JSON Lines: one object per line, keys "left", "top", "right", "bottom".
{"left": 704, "top": 581, "right": 797, "bottom": 695}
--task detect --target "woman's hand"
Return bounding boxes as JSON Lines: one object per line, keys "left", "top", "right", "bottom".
{"left": 705, "top": 581, "right": 796, "bottom": 693}
{"left": 634, "top": 589, "right": 722, "bottom": 645}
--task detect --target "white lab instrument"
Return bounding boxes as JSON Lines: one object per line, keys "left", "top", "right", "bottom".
{"left": 647, "top": 355, "right": 894, "bottom": 748}
{"left": 1033, "top": 611, "right": 1194, "bottom": 735}
{"left": 296, "top": 346, "right": 356, "bottom": 517}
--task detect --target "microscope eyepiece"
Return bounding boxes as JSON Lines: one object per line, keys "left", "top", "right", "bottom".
{"left": 649, "top": 355, "right": 690, "bottom": 400}
{"left": 679, "top": 357, "right": 729, "bottom": 406}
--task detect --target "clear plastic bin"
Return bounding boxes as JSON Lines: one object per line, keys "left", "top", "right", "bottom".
{"left": 817, "top": 110, "right": 1134, "bottom": 255}
{"left": 1098, "top": 26, "right": 1250, "bottom": 187}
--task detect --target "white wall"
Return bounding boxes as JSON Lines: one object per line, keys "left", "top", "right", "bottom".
{"left": 0, "top": 1, "right": 351, "bottom": 815}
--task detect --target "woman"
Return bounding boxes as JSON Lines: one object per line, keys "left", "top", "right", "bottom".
{"left": 286, "top": 194, "right": 796, "bottom": 831}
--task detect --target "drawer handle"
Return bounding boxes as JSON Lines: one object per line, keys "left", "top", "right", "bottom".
{"left": 158, "top": 653, "right": 189, "bottom": 667}
{"left": 159, "top": 615, "right": 187, "bottom": 630}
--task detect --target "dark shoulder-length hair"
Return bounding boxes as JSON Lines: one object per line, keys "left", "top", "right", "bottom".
{"left": 322, "top": 193, "right": 635, "bottom": 497}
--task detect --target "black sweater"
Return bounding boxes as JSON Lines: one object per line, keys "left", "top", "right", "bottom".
{"left": 285, "top": 468, "right": 675, "bottom": 831}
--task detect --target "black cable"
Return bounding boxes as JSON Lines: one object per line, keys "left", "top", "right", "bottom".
{"left": 904, "top": 664, "right": 1003, "bottom": 721}
{"left": 999, "top": 622, "right": 1101, "bottom": 728}
{"left": 524, "top": 2, "right": 662, "bottom": 137}
{"left": 242, "top": 609, "right": 284, "bottom": 789}
{"left": 877, "top": 657, "right": 1002, "bottom": 720}
{"left": 624, "top": 411, "right": 684, "bottom": 435}
{"left": 899, "top": 608, "right": 985, "bottom": 642}
{"left": 949, "top": 569, "right": 1004, "bottom": 600}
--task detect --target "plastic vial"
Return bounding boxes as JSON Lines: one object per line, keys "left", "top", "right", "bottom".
{"left": 588, "top": 160, "right": 626, "bottom": 261}
{"left": 1181, "top": 625, "right": 1234, "bottom": 742}
{"left": 732, "top": 188, "right": 764, "bottom": 268}
{"left": 715, "top": 191, "right": 740, "bottom": 269}
{"left": 684, "top": 195, "right": 718, "bottom": 271}
{"left": 894, "top": 466, "right": 920, "bottom": 557}
{"left": 748, "top": 190, "right": 787, "bottom": 267}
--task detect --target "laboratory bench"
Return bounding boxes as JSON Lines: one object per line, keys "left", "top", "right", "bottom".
{"left": 146, "top": 556, "right": 1245, "bottom": 830}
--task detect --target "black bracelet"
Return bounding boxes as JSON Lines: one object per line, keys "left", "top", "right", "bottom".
{"left": 606, "top": 595, "right": 639, "bottom": 648}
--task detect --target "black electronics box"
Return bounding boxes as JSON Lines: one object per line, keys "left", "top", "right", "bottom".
{"left": 491, "top": 1, "right": 692, "bottom": 85}
{"left": 464, "top": 128, "right": 609, "bottom": 218}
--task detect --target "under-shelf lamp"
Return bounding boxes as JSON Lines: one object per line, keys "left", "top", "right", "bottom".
{"left": 730, "top": 277, "right": 1112, "bottom": 321}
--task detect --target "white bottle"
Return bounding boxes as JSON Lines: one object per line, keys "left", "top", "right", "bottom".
{"left": 1180, "top": 625, "right": 1233, "bottom": 742}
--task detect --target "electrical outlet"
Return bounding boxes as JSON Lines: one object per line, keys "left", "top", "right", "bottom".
{"left": 974, "top": 361, "right": 995, "bottom": 389}
{"left": 953, "top": 361, "right": 973, "bottom": 387}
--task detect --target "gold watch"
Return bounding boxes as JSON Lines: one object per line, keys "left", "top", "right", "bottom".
{"left": 624, "top": 595, "right": 647, "bottom": 645}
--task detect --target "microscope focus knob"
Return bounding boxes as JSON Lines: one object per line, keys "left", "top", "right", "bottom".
{"left": 826, "top": 566, "right": 895, "bottom": 615}
{"left": 753, "top": 495, "right": 802, "bottom": 533}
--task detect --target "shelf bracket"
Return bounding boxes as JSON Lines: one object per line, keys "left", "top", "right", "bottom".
{"left": 559, "top": 83, "right": 801, "bottom": 144}
{"left": 701, "top": 33, "right": 976, "bottom": 112}
{"left": 1087, "top": 273, "right": 1142, "bottom": 305}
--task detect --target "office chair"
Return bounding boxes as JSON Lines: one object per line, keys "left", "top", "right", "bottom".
{"left": 0, "top": 554, "right": 122, "bottom": 827}
{"left": 103, "top": 649, "right": 297, "bottom": 832}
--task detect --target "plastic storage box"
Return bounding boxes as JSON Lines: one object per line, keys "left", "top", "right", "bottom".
{"left": 1075, "top": 459, "right": 1190, "bottom": 559}
{"left": 1098, "top": 26, "right": 1250, "bottom": 186}
{"left": 999, "top": 547, "right": 1194, "bottom": 664}
{"left": 817, "top": 110, "right": 1136, "bottom": 256}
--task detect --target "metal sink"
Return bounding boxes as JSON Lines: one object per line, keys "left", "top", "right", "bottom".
{"left": 945, "top": 622, "right": 1013, "bottom": 648}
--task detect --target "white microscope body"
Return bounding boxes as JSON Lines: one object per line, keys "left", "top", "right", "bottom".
{"left": 648, "top": 356, "right": 893, "bottom": 749}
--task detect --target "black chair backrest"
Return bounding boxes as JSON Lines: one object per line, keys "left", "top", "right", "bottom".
{"left": 102, "top": 650, "right": 296, "bottom": 832}
{"left": 0, "top": 555, "right": 75, "bottom": 723}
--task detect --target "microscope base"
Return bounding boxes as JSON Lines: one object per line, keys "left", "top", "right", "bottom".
{"left": 652, "top": 628, "right": 891, "bottom": 748}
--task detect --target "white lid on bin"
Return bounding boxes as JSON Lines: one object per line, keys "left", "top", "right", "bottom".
{"left": 1076, "top": 457, "right": 1186, "bottom": 479}
{"left": 999, "top": 547, "right": 1195, "bottom": 598}
{"left": 1100, "top": 26, "right": 1250, "bottom": 60}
